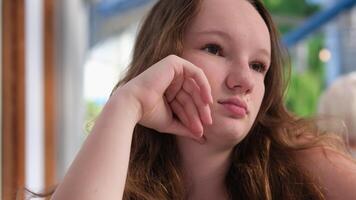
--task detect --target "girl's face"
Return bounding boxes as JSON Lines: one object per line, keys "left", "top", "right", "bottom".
{"left": 182, "top": 0, "right": 271, "bottom": 146}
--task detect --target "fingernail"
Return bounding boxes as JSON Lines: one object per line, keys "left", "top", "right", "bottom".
{"left": 204, "top": 115, "right": 212, "bottom": 125}
{"left": 194, "top": 129, "right": 203, "bottom": 138}
{"left": 191, "top": 122, "right": 203, "bottom": 136}
{"left": 196, "top": 135, "right": 206, "bottom": 144}
{"left": 207, "top": 107, "right": 213, "bottom": 124}
{"left": 204, "top": 94, "right": 213, "bottom": 104}
{"left": 202, "top": 107, "right": 212, "bottom": 125}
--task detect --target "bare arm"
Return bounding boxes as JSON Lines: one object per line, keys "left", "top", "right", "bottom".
{"left": 51, "top": 55, "right": 213, "bottom": 200}
{"left": 51, "top": 89, "right": 141, "bottom": 199}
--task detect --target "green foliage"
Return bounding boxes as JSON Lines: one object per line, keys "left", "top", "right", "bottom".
{"left": 262, "top": 0, "right": 325, "bottom": 116}
{"left": 307, "top": 34, "right": 324, "bottom": 75}
{"left": 263, "top": 0, "right": 321, "bottom": 34}
{"left": 84, "top": 100, "right": 104, "bottom": 134}
{"left": 285, "top": 36, "right": 325, "bottom": 117}
{"left": 285, "top": 70, "right": 323, "bottom": 117}
{"left": 264, "top": 0, "right": 320, "bottom": 17}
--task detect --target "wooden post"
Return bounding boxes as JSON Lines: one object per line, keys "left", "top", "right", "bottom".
{"left": 2, "top": 0, "right": 26, "bottom": 199}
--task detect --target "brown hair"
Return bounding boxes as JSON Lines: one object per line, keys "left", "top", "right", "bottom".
{"left": 112, "top": 0, "right": 348, "bottom": 199}
{"left": 117, "top": 1, "right": 202, "bottom": 199}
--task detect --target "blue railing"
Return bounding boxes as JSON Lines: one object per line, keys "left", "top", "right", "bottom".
{"left": 282, "top": 0, "right": 356, "bottom": 48}
{"left": 94, "top": 0, "right": 152, "bottom": 18}
{"left": 93, "top": 0, "right": 356, "bottom": 47}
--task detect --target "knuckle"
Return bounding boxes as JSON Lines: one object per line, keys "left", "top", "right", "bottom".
{"left": 164, "top": 55, "right": 182, "bottom": 71}
{"left": 170, "top": 100, "right": 177, "bottom": 108}
{"left": 183, "top": 81, "right": 193, "bottom": 93}
{"left": 171, "top": 100, "right": 181, "bottom": 111}
{"left": 166, "top": 54, "right": 179, "bottom": 63}
{"left": 176, "top": 92, "right": 188, "bottom": 104}
{"left": 194, "top": 67, "right": 204, "bottom": 77}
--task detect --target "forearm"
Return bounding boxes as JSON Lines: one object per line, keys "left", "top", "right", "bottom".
{"left": 52, "top": 88, "right": 141, "bottom": 200}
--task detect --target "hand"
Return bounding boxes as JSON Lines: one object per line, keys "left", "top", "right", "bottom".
{"left": 115, "top": 55, "right": 213, "bottom": 141}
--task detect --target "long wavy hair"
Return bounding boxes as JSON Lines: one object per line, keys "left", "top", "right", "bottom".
{"left": 110, "top": 0, "right": 351, "bottom": 200}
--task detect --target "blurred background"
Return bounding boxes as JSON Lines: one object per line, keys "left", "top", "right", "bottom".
{"left": 1, "top": 0, "right": 356, "bottom": 199}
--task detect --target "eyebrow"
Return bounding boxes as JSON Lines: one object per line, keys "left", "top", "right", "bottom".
{"left": 194, "top": 29, "right": 232, "bottom": 40}
{"left": 255, "top": 48, "right": 271, "bottom": 59}
{"left": 194, "top": 29, "right": 271, "bottom": 58}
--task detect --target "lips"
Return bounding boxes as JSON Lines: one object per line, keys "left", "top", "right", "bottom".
{"left": 218, "top": 98, "right": 248, "bottom": 117}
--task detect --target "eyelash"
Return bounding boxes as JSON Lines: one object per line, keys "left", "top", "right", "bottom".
{"left": 250, "top": 62, "right": 268, "bottom": 73}
{"left": 201, "top": 43, "right": 268, "bottom": 73}
{"left": 201, "top": 43, "right": 223, "bottom": 56}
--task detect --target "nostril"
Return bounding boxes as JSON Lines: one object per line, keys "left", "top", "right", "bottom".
{"left": 226, "top": 80, "right": 252, "bottom": 93}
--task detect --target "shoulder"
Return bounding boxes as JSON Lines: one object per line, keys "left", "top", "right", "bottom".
{"left": 293, "top": 147, "right": 356, "bottom": 200}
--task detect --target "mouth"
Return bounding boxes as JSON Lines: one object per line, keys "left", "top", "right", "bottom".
{"left": 218, "top": 98, "right": 248, "bottom": 118}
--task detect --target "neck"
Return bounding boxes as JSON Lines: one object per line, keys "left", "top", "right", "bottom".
{"left": 176, "top": 136, "right": 233, "bottom": 200}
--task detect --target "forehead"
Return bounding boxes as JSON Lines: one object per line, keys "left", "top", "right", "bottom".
{"left": 186, "top": 0, "right": 271, "bottom": 54}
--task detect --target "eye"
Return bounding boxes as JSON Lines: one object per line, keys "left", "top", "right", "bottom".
{"left": 250, "top": 62, "right": 267, "bottom": 73}
{"left": 202, "top": 44, "right": 223, "bottom": 56}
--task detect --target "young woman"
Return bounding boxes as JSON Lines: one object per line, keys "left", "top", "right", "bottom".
{"left": 51, "top": 0, "right": 356, "bottom": 199}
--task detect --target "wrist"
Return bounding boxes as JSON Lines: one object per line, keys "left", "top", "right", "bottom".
{"left": 109, "top": 85, "right": 143, "bottom": 124}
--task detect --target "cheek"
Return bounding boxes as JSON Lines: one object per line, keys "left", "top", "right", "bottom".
{"left": 201, "top": 67, "right": 228, "bottom": 102}
{"left": 253, "top": 83, "right": 266, "bottom": 109}
{"left": 258, "top": 85, "right": 265, "bottom": 108}
{"left": 181, "top": 51, "right": 203, "bottom": 67}
{"left": 259, "top": 85, "right": 266, "bottom": 103}
{"left": 182, "top": 53, "right": 225, "bottom": 93}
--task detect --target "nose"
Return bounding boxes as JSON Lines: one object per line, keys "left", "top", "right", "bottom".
{"left": 225, "top": 63, "right": 254, "bottom": 94}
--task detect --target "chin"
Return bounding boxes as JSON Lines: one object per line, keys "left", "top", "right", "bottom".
{"left": 203, "top": 119, "right": 252, "bottom": 148}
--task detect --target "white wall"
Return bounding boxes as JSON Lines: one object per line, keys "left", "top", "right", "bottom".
{"left": 24, "top": 0, "right": 90, "bottom": 188}
{"left": 25, "top": 0, "right": 45, "bottom": 192}
{"left": 55, "top": 0, "right": 88, "bottom": 179}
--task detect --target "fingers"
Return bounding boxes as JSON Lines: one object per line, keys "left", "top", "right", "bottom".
{"left": 164, "top": 55, "right": 213, "bottom": 105}
{"left": 166, "top": 119, "right": 206, "bottom": 143}
{"left": 170, "top": 100, "right": 190, "bottom": 130}
{"left": 178, "top": 59, "right": 213, "bottom": 104}
{"left": 165, "top": 99, "right": 205, "bottom": 141}
{"left": 183, "top": 78, "right": 212, "bottom": 125}
{"left": 175, "top": 90, "right": 204, "bottom": 136}
{"left": 163, "top": 56, "right": 213, "bottom": 140}
{"left": 139, "top": 55, "right": 213, "bottom": 142}
{"left": 165, "top": 74, "right": 183, "bottom": 102}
